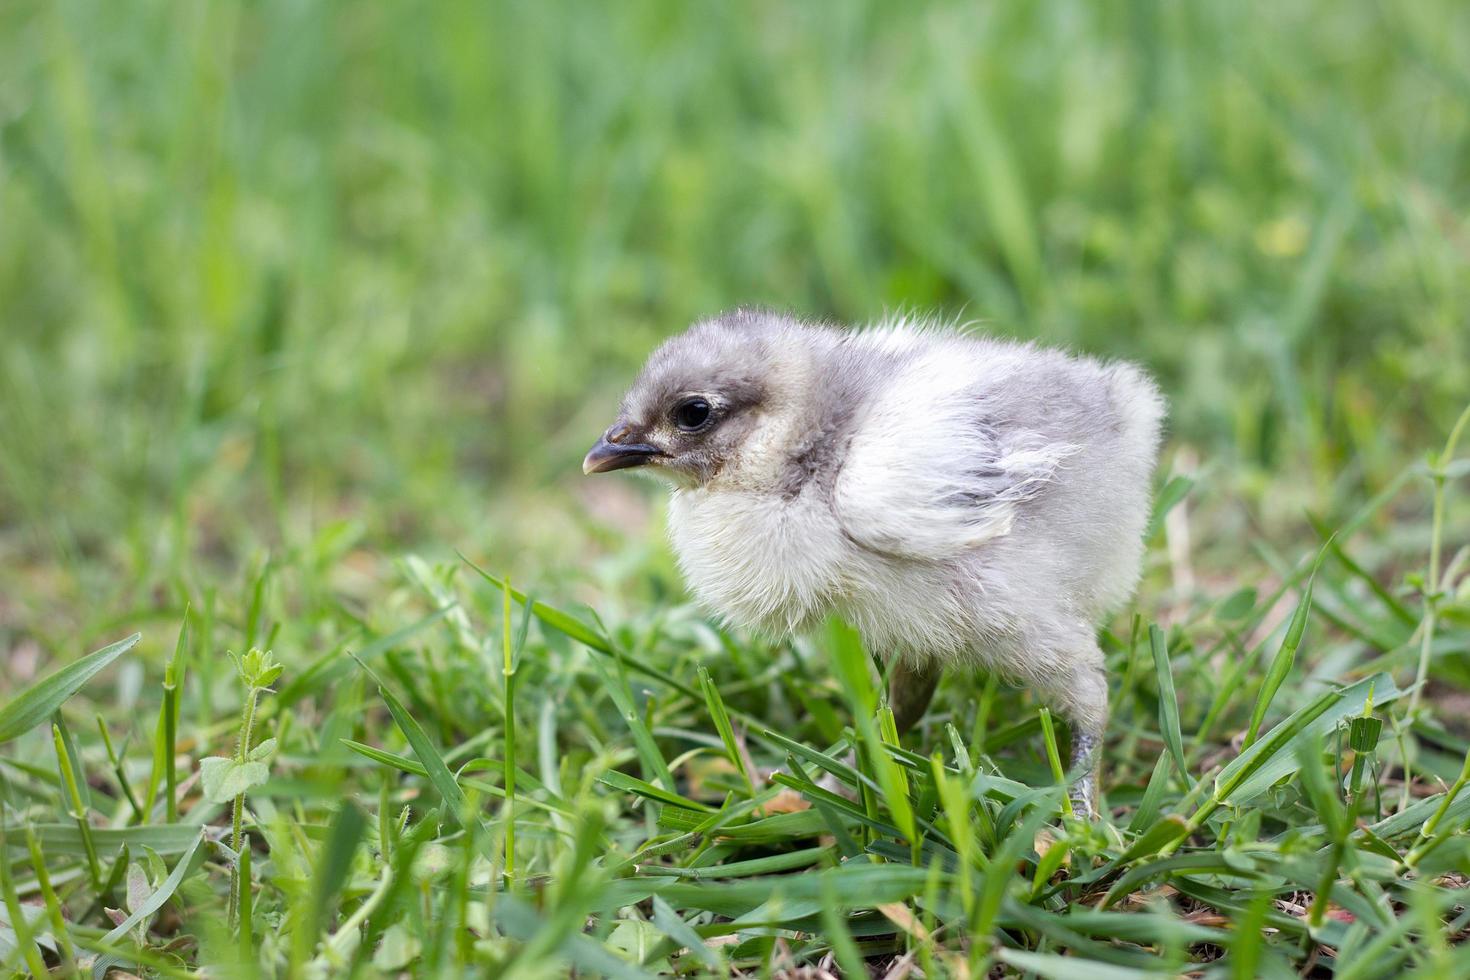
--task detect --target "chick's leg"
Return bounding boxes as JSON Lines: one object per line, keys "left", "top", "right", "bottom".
{"left": 1039, "top": 658, "right": 1109, "bottom": 818}
{"left": 1067, "top": 727, "right": 1103, "bottom": 818}
{"left": 817, "top": 660, "right": 937, "bottom": 802}
{"left": 888, "top": 658, "right": 942, "bottom": 735}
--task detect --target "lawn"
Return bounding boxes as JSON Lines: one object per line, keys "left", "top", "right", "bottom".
{"left": 2, "top": 0, "right": 1469, "bottom": 976}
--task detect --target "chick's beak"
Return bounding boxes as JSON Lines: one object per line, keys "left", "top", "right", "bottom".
{"left": 582, "top": 422, "right": 664, "bottom": 475}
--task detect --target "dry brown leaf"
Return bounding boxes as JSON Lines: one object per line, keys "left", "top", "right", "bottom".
{"left": 759, "top": 788, "right": 812, "bottom": 816}
{"left": 877, "top": 902, "right": 932, "bottom": 942}
{"left": 938, "top": 951, "right": 971, "bottom": 980}
{"left": 880, "top": 949, "right": 918, "bottom": 980}
{"left": 1117, "top": 884, "right": 1178, "bottom": 909}
{"left": 684, "top": 755, "right": 739, "bottom": 797}
{"left": 1033, "top": 828, "right": 1071, "bottom": 868}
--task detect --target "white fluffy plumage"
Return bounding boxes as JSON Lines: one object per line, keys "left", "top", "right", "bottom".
{"left": 584, "top": 310, "right": 1165, "bottom": 813}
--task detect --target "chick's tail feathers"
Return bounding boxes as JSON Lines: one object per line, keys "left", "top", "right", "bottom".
{"left": 1103, "top": 360, "right": 1167, "bottom": 463}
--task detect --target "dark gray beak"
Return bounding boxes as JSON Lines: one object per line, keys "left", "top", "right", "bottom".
{"left": 583, "top": 423, "right": 664, "bottom": 475}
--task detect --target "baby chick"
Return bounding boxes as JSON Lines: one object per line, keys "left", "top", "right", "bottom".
{"left": 584, "top": 310, "right": 1164, "bottom": 815}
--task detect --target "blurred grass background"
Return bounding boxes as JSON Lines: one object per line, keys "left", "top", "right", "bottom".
{"left": 2, "top": 0, "right": 1468, "bottom": 648}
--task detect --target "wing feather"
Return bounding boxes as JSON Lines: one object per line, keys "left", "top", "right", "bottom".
{"left": 831, "top": 349, "right": 1075, "bottom": 561}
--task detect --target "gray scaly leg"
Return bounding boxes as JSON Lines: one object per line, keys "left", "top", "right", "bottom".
{"left": 1068, "top": 729, "right": 1102, "bottom": 818}
{"left": 1040, "top": 655, "right": 1109, "bottom": 819}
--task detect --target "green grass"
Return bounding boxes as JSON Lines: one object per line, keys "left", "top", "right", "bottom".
{"left": 3, "top": 0, "right": 1470, "bottom": 975}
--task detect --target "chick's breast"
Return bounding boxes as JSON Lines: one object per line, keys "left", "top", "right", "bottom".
{"left": 667, "top": 483, "right": 850, "bottom": 636}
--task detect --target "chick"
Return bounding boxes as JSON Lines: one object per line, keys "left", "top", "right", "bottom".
{"left": 584, "top": 310, "right": 1164, "bottom": 815}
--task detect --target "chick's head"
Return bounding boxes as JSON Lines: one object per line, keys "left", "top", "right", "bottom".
{"left": 584, "top": 314, "right": 816, "bottom": 490}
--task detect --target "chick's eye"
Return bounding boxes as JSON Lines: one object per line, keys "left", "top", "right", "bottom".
{"left": 673, "top": 397, "right": 712, "bottom": 431}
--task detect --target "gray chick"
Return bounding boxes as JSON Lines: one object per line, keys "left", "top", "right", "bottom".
{"left": 583, "top": 310, "right": 1164, "bottom": 815}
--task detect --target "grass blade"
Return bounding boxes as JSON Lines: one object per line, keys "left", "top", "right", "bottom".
{"left": 598, "top": 770, "right": 714, "bottom": 812}
{"left": 1217, "top": 674, "right": 1399, "bottom": 808}
{"left": 820, "top": 877, "right": 870, "bottom": 978}
{"left": 52, "top": 721, "right": 101, "bottom": 887}
{"left": 1037, "top": 707, "right": 1072, "bottom": 817}
{"left": 1244, "top": 540, "right": 1329, "bottom": 747}
{"left": 997, "top": 946, "right": 1155, "bottom": 979}
{"left": 826, "top": 618, "right": 916, "bottom": 844}
{"left": 92, "top": 829, "right": 205, "bottom": 978}
{"left": 7, "top": 823, "right": 202, "bottom": 856}
{"left": 501, "top": 577, "right": 523, "bottom": 884}
{"left": 52, "top": 711, "right": 90, "bottom": 810}
{"left": 1126, "top": 754, "right": 1172, "bottom": 835}
{"left": 460, "top": 554, "right": 704, "bottom": 703}
{"left": 275, "top": 605, "right": 458, "bottom": 708}
{"left": 293, "top": 800, "right": 367, "bottom": 970}
{"left": 354, "top": 657, "right": 476, "bottom": 829}
{"left": 587, "top": 652, "right": 676, "bottom": 792}
{"left": 341, "top": 739, "right": 429, "bottom": 776}
{"left": 652, "top": 895, "right": 722, "bottom": 970}
{"left": 0, "top": 633, "right": 140, "bottom": 743}
{"left": 1149, "top": 625, "right": 1190, "bottom": 784}
{"left": 163, "top": 611, "right": 187, "bottom": 823}
{"left": 1148, "top": 474, "right": 1195, "bottom": 540}
{"left": 699, "top": 665, "right": 755, "bottom": 797}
